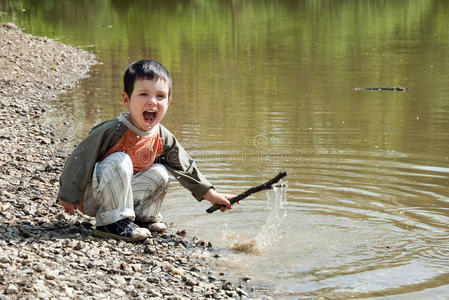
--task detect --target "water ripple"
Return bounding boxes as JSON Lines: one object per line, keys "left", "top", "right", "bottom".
{"left": 166, "top": 149, "right": 449, "bottom": 298}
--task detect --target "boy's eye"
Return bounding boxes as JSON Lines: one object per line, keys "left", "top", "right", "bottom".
{"left": 157, "top": 94, "right": 165, "bottom": 99}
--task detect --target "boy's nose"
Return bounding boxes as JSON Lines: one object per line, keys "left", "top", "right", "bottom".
{"left": 148, "top": 97, "right": 157, "bottom": 105}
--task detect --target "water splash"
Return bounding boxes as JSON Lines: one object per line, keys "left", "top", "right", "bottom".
{"left": 230, "top": 182, "right": 288, "bottom": 255}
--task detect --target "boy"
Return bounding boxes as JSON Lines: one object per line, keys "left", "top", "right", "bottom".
{"left": 58, "top": 59, "right": 234, "bottom": 242}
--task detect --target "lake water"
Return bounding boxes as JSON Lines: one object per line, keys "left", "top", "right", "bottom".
{"left": 2, "top": 0, "right": 449, "bottom": 298}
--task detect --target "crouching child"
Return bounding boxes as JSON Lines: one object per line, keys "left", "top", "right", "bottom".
{"left": 57, "top": 59, "right": 234, "bottom": 242}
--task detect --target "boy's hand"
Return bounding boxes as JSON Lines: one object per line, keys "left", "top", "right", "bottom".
{"left": 58, "top": 198, "right": 80, "bottom": 215}
{"left": 203, "top": 188, "right": 236, "bottom": 212}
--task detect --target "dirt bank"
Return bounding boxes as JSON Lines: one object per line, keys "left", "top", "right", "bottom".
{"left": 0, "top": 24, "right": 249, "bottom": 299}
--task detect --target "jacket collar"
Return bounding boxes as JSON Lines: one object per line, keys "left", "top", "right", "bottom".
{"left": 118, "top": 113, "right": 159, "bottom": 137}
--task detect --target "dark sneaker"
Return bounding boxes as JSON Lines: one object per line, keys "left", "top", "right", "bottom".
{"left": 93, "top": 218, "right": 151, "bottom": 242}
{"left": 134, "top": 219, "right": 167, "bottom": 233}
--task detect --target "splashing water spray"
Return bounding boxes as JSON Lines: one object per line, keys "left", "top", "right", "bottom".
{"left": 205, "top": 171, "right": 288, "bottom": 255}
{"left": 229, "top": 182, "right": 288, "bottom": 255}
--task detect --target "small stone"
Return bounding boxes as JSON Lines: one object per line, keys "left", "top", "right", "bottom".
{"left": 222, "top": 281, "right": 233, "bottom": 290}
{"left": 98, "top": 247, "right": 109, "bottom": 255}
{"left": 44, "top": 270, "right": 59, "bottom": 280}
{"left": 185, "top": 277, "right": 198, "bottom": 286}
{"left": 120, "top": 262, "right": 133, "bottom": 273}
{"left": 0, "top": 256, "right": 12, "bottom": 264}
{"left": 143, "top": 246, "right": 154, "bottom": 254}
{"left": 33, "top": 282, "right": 49, "bottom": 293}
{"left": 1, "top": 22, "right": 20, "bottom": 30}
{"left": 1, "top": 191, "right": 13, "bottom": 199}
{"left": 176, "top": 229, "right": 187, "bottom": 237}
{"left": 225, "top": 290, "right": 238, "bottom": 297}
{"left": 86, "top": 248, "right": 98, "bottom": 257}
{"left": 73, "top": 242, "right": 82, "bottom": 251}
{"left": 0, "top": 203, "right": 12, "bottom": 212}
{"left": 165, "top": 256, "right": 175, "bottom": 263}
{"left": 6, "top": 284, "right": 18, "bottom": 294}
{"left": 34, "top": 264, "right": 46, "bottom": 273}
{"left": 63, "top": 286, "right": 74, "bottom": 297}
{"left": 191, "top": 286, "right": 203, "bottom": 293}
{"left": 161, "top": 261, "right": 173, "bottom": 271}
{"left": 112, "top": 288, "right": 126, "bottom": 297}
{"left": 147, "top": 277, "right": 159, "bottom": 284}
{"left": 236, "top": 287, "right": 248, "bottom": 297}
{"left": 124, "top": 284, "right": 134, "bottom": 293}
{"left": 131, "top": 264, "right": 142, "bottom": 272}
{"left": 114, "top": 276, "right": 126, "bottom": 285}
{"left": 148, "top": 222, "right": 166, "bottom": 233}
{"left": 148, "top": 288, "right": 162, "bottom": 298}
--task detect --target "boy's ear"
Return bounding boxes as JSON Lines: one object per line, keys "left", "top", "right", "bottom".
{"left": 168, "top": 97, "right": 171, "bottom": 105}
{"left": 122, "top": 92, "right": 130, "bottom": 108}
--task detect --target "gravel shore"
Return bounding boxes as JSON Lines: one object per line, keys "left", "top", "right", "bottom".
{"left": 0, "top": 24, "right": 249, "bottom": 299}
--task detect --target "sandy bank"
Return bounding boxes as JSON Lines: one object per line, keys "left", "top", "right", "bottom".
{"left": 0, "top": 24, "right": 249, "bottom": 299}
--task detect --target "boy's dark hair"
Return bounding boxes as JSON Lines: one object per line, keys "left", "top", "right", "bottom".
{"left": 124, "top": 59, "right": 172, "bottom": 98}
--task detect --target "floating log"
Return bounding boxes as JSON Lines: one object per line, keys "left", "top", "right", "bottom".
{"left": 353, "top": 87, "right": 408, "bottom": 91}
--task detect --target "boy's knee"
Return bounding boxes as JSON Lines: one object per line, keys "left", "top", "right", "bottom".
{"left": 101, "top": 152, "right": 133, "bottom": 176}
{"left": 151, "top": 163, "right": 170, "bottom": 187}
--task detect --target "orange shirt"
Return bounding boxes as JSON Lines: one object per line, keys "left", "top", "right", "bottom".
{"left": 101, "top": 128, "right": 163, "bottom": 174}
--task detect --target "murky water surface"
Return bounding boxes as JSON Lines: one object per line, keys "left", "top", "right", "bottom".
{"left": 2, "top": 0, "right": 449, "bottom": 298}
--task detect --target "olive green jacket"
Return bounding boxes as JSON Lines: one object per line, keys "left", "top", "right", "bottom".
{"left": 58, "top": 114, "right": 212, "bottom": 204}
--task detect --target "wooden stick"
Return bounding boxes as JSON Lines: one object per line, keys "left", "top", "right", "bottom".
{"left": 206, "top": 171, "right": 287, "bottom": 213}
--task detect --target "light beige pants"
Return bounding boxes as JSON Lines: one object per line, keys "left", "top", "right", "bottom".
{"left": 83, "top": 152, "right": 169, "bottom": 226}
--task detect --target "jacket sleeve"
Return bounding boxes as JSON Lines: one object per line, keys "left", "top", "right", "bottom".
{"left": 157, "top": 125, "right": 213, "bottom": 201}
{"left": 57, "top": 119, "right": 124, "bottom": 204}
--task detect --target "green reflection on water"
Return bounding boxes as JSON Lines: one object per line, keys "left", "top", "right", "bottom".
{"left": 1, "top": 0, "right": 448, "bottom": 158}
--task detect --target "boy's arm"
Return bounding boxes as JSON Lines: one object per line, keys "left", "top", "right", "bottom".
{"left": 58, "top": 119, "right": 124, "bottom": 205}
{"left": 157, "top": 125, "right": 223, "bottom": 201}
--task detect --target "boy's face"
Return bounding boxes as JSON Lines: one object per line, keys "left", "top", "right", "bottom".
{"left": 122, "top": 79, "right": 171, "bottom": 131}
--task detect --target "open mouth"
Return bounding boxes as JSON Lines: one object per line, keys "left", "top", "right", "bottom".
{"left": 143, "top": 110, "right": 157, "bottom": 125}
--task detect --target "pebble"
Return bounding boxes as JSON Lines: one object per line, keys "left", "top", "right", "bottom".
{"left": 124, "top": 285, "right": 135, "bottom": 293}
{"left": 0, "top": 256, "right": 11, "bottom": 264}
{"left": 114, "top": 276, "right": 126, "bottom": 285}
{"left": 6, "top": 284, "right": 18, "bottom": 294}
{"left": 34, "top": 264, "right": 46, "bottom": 273}
{"left": 148, "top": 288, "right": 163, "bottom": 298}
{"left": 112, "top": 288, "right": 126, "bottom": 297}
{"left": 0, "top": 24, "right": 248, "bottom": 299}
{"left": 33, "top": 282, "right": 49, "bottom": 294}
{"left": 45, "top": 270, "right": 59, "bottom": 280}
